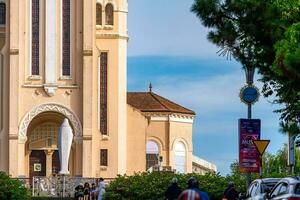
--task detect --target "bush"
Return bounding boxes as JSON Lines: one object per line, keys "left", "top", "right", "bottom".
{"left": 0, "top": 171, "right": 31, "bottom": 200}
{"left": 104, "top": 172, "right": 246, "bottom": 200}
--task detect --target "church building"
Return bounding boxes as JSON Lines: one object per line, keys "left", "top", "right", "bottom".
{"left": 0, "top": 0, "right": 215, "bottom": 180}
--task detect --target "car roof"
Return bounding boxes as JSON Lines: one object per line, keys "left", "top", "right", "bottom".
{"left": 279, "top": 177, "right": 300, "bottom": 184}
{"left": 254, "top": 178, "right": 281, "bottom": 183}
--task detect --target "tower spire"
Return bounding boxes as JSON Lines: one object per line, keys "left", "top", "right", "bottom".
{"left": 149, "top": 82, "right": 153, "bottom": 92}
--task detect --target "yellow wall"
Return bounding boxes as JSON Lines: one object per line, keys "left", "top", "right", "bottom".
{"left": 169, "top": 121, "right": 193, "bottom": 173}
{"left": 126, "top": 105, "right": 147, "bottom": 175}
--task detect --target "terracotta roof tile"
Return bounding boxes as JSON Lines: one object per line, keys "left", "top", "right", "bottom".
{"left": 127, "top": 92, "right": 195, "bottom": 115}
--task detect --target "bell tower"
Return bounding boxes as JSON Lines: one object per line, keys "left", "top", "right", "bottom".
{"left": 82, "top": 0, "right": 128, "bottom": 177}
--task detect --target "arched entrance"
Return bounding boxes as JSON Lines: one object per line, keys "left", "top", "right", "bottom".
{"left": 26, "top": 112, "right": 74, "bottom": 180}
{"left": 17, "top": 103, "right": 83, "bottom": 178}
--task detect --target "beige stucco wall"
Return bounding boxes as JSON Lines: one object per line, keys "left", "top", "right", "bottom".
{"left": 145, "top": 116, "right": 194, "bottom": 173}
{"left": 169, "top": 121, "right": 193, "bottom": 173}
{"left": 146, "top": 120, "right": 169, "bottom": 167}
{"left": 126, "top": 105, "right": 147, "bottom": 175}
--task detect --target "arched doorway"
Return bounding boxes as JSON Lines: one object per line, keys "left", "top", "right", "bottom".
{"left": 174, "top": 142, "right": 186, "bottom": 173}
{"left": 26, "top": 112, "right": 75, "bottom": 179}
{"left": 146, "top": 140, "right": 160, "bottom": 170}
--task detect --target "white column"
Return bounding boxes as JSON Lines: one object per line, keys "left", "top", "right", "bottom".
{"left": 44, "top": 0, "right": 57, "bottom": 96}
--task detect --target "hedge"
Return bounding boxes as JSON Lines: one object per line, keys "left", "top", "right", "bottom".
{"left": 103, "top": 172, "right": 246, "bottom": 200}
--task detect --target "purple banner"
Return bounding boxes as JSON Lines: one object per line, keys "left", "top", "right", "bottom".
{"left": 239, "top": 119, "right": 261, "bottom": 173}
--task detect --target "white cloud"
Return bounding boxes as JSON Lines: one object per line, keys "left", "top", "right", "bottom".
{"left": 148, "top": 68, "right": 286, "bottom": 174}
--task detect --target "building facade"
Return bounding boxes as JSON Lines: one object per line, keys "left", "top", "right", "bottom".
{"left": 192, "top": 155, "right": 217, "bottom": 175}
{"left": 0, "top": 0, "right": 214, "bottom": 179}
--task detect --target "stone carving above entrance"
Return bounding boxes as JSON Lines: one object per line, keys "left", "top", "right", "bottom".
{"left": 19, "top": 103, "right": 82, "bottom": 143}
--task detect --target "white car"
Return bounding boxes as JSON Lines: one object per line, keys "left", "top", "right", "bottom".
{"left": 267, "top": 177, "right": 300, "bottom": 200}
{"left": 243, "top": 178, "right": 280, "bottom": 200}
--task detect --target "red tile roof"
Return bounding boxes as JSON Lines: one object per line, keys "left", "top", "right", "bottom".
{"left": 127, "top": 92, "right": 195, "bottom": 115}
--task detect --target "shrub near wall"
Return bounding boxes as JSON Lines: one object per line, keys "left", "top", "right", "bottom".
{"left": 0, "top": 171, "right": 31, "bottom": 200}
{"left": 104, "top": 172, "right": 246, "bottom": 200}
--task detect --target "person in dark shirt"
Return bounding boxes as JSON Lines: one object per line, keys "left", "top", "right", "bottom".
{"left": 83, "top": 182, "right": 91, "bottom": 200}
{"left": 165, "top": 177, "right": 182, "bottom": 200}
{"left": 75, "top": 183, "right": 84, "bottom": 200}
{"left": 224, "top": 182, "right": 239, "bottom": 200}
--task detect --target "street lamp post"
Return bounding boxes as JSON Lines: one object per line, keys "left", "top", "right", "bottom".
{"left": 245, "top": 67, "right": 255, "bottom": 187}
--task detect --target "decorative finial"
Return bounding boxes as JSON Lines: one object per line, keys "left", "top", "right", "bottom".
{"left": 149, "top": 82, "right": 153, "bottom": 92}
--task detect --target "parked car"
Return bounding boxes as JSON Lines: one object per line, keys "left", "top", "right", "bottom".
{"left": 266, "top": 177, "right": 300, "bottom": 200}
{"left": 240, "top": 178, "right": 280, "bottom": 200}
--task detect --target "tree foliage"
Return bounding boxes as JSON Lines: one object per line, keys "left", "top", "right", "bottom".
{"left": 103, "top": 172, "right": 246, "bottom": 200}
{"left": 0, "top": 171, "right": 31, "bottom": 200}
{"left": 191, "top": 0, "right": 300, "bottom": 123}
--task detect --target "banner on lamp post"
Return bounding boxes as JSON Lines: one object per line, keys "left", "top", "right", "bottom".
{"left": 239, "top": 119, "right": 261, "bottom": 173}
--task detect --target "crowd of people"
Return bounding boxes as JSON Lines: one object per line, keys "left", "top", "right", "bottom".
{"left": 165, "top": 177, "right": 239, "bottom": 200}
{"left": 74, "top": 178, "right": 107, "bottom": 200}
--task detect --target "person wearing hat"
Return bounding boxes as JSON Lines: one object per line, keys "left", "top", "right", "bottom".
{"left": 223, "top": 182, "right": 239, "bottom": 200}
{"left": 165, "top": 177, "right": 182, "bottom": 200}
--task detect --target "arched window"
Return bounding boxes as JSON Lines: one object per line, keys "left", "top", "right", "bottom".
{"left": 146, "top": 141, "right": 159, "bottom": 170}
{"left": 0, "top": 3, "right": 5, "bottom": 25}
{"left": 29, "top": 123, "right": 59, "bottom": 148}
{"left": 105, "top": 3, "right": 113, "bottom": 25}
{"left": 174, "top": 142, "right": 186, "bottom": 173}
{"left": 62, "top": 0, "right": 71, "bottom": 76}
{"left": 96, "top": 3, "right": 102, "bottom": 26}
{"left": 31, "top": 0, "right": 40, "bottom": 76}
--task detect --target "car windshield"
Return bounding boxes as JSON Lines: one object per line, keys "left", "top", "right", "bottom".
{"left": 295, "top": 183, "right": 300, "bottom": 194}
{"left": 261, "top": 182, "right": 277, "bottom": 193}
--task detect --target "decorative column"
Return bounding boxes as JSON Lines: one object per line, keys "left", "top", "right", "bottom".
{"left": 8, "top": 0, "right": 19, "bottom": 177}
{"left": 44, "top": 150, "right": 54, "bottom": 177}
{"left": 44, "top": 0, "right": 57, "bottom": 96}
{"left": 82, "top": 0, "right": 94, "bottom": 177}
{"left": 18, "top": 140, "right": 27, "bottom": 177}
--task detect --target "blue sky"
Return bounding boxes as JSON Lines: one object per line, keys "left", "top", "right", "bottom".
{"left": 127, "top": 0, "right": 286, "bottom": 175}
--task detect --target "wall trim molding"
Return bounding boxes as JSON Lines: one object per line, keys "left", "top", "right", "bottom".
{"left": 83, "top": 49, "right": 93, "bottom": 56}
{"left": 145, "top": 113, "right": 194, "bottom": 124}
{"left": 96, "top": 33, "right": 129, "bottom": 40}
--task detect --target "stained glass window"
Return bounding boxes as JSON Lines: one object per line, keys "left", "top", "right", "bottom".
{"left": 96, "top": 3, "right": 102, "bottom": 26}
{"left": 100, "top": 52, "right": 108, "bottom": 135}
{"left": 62, "top": 0, "right": 71, "bottom": 76}
{"left": 100, "top": 149, "right": 108, "bottom": 166}
{"left": 105, "top": 4, "right": 113, "bottom": 25}
{"left": 31, "top": 0, "right": 39, "bottom": 75}
{"left": 0, "top": 3, "right": 6, "bottom": 25}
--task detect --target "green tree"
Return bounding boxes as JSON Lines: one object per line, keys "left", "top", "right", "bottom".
{"left": 191, "top": 0, "right": 300, "bottom": 123}
{"left": 0, "top": 171, "right": 31, "bottom": 200}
